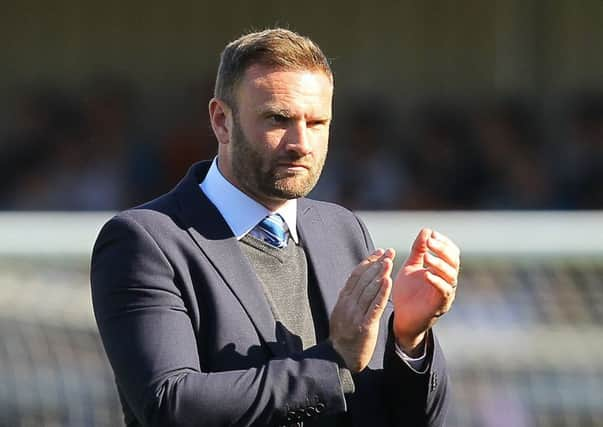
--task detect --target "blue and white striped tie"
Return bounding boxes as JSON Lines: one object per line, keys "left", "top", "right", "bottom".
{"left": 252, "top": 213, "right": 288, "bottom": 248}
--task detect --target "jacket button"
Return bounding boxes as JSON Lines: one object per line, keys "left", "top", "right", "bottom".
{"left": 291, "top": 409, "right": 303, "bottom": 421}
{"left": 305, "top": 407, "right": 317, "bottom": 417}
{"left": 431, "top": 372, "right": 438, "bottom": 391}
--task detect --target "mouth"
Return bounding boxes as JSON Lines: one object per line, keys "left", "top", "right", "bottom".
{"left": 276, "top": 162, "right": 311, "bottom": 171}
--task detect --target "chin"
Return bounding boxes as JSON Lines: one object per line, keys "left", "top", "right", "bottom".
{"left": 273, "top": 183, "right": 314, "bottom": 200}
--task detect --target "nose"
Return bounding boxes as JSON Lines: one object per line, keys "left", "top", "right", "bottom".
{"left": 285, "top": 121, "right": 312, "bottom": 156}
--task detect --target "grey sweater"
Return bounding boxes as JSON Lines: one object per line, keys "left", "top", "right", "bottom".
{"left": 240, "top": 234, "right": 354, "bottom": 426}
{"left": 240, "top": 234, "right": 316, "bottom": 352}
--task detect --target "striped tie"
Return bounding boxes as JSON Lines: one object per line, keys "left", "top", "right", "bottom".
{"left": 252, "top": 213, "right": 288, "bottom": 248}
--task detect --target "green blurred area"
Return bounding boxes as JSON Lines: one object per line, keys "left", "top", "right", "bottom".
{"left": 1, "top": 252, "right": 602, "bottom": 426}
{"left": 2, "top": 0, "right": 603, "bottom": 96}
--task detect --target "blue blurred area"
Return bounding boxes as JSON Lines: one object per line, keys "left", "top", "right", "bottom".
{"left": 2, "top": 76, "right": 603, "bottom": 211}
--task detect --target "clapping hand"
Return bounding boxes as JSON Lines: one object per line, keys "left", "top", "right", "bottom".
{"left": 330, "top": 248, "right": 395, "bottom": 372}
{"left": 330, "top": 228, "right": 460, "bottom": 371}
{"left": 392, "top": 228, "right": 460, "bottom": 354}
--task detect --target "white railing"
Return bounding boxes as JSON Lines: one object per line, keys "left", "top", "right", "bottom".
{"left": 1, "top": 210, "right": 602, "bottom": 256}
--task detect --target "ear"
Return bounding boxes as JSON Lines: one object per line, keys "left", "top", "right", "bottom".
{"left": 209, "top": 98, "right": 233, "bottom": 145}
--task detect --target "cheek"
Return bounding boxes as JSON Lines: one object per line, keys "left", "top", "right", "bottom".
{"left": 261, "top": 129, "right": 287, "bottom": 151}
{"left": 311, "top": 130, "right": 330, "bottom": 154}
{"left": 246, "top": 131, "right": 282, "bottom": 167}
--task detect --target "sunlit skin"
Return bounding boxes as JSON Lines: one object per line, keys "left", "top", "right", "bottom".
{"left": 392, "top": 228, "right": 460, "bottom": 353}
{"left": 208, "top": 64, "right": 460, "bottom": 368}
{"left": 210, "top": 65, "right": 332, "bottom": 211}
{"left": 331, "top": 226, "right": 460, "bottom": 367}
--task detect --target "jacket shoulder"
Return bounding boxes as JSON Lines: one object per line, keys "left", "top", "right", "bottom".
{"left": 299, "top": 198, "right": 357, "bottom": 219}
{"left": 300, "top": 198, "right": 374, "bottom": 252}
{"left": 112, "top": 190, "right": 181, "bottom": 229}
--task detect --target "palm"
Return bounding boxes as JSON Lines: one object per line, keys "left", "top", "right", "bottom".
{"left": 391, "top": 228, "right": 459, "bottom": 341}
{"left": 392, "top": 265, "right": 444, "bottom": 337}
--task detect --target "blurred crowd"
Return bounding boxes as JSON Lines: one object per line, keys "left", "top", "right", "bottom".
{"left": 1, "top": 75, "right": 602, "bottom": 211}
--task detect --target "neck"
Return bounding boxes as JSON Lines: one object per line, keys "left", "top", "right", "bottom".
{"left": 216, "top": 157, "right": 290, "bottom": 212}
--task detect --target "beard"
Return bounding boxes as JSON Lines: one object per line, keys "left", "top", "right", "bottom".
{"left": 230, "top": 118, "right": 327, "bottom": 202}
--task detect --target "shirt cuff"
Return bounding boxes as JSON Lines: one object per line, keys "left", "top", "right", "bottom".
{"left": 394, "top": 339, "right": 428, "bottom": 374}
{"left": 338, "top": 367, "right": 355, "bottom": 394}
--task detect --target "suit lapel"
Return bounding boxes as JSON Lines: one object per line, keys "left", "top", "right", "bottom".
{"left": 173, "top": 162, "right": 285, "bottom": 357}
{"left": 297, "top": 199, "right": 340, "bottom": 319}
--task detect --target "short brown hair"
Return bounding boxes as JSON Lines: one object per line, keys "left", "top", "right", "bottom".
{"left": 214, "top": 28, "right": 333, "bottom": 109}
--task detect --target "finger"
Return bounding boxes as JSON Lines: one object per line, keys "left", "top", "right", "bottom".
{"left": 431, "top": 230, "right": 460, "bottom": 262}
{"left": 426, "top": 236, "right": 460, "bottom": 270}
{"left": 351, "top": 249, "right": 394, "bottom": 294}
{"left": 364, "top": 275, "right": 392, "bottom": 323}
{"left": 424, "top": 252, "right": 458, "bottom": 286}
{"left": 382, "top": 247, "right": 396, "bottom": 262}
{"left": 350, "top": 258, "right": 388, "bottom": 302}
{"left": 405, "top": 228, "right": 431, "bottom": 268}
{"left": 350, "top": 249, "right": 394, "bottom": 308}
{"left": 431, "top": 230, "right": 459, "bottom": 252}
{"left": 425, "top": 271, "right": 456, "bottom": 303}
{"left": 356, "top": 258, "right": 393, "bottom": 310}
{"left": 342, "top": 249, "right": 385, "bottom": 296}
{"left": 382, "top": 250, "right": 395, "bottom": 275}
{"left": 368, "top": 248, "right": 387, "bottom": 262}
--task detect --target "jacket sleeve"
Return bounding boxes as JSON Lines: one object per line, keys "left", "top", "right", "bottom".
{"left": 91, "top": 213, "right": 348, "bottom": 427}
{"left": 382, "top": 325, "right": 450, "bottom": 427}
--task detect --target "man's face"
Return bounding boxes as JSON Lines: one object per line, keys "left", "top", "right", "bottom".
{"left": 219, "top": 64, "right": 333, "bottom": 209}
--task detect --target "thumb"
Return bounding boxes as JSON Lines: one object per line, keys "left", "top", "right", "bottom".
{"left": 404, "top": 228, "right": 431, "bottom": 268}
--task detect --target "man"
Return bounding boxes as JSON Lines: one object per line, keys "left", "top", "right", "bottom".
{"left": 91, "top": 28, "right": 460, "bottom": 427}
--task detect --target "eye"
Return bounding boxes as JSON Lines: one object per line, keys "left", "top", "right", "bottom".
{"left": 308, "top": 119, "right": 329, "bottom": 128}
{"left": 269, "top": 114, "right": 289, "bottom": 125}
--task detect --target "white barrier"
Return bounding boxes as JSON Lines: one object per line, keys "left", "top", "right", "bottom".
{"left": 1, "top": 211, "right": 602, "bottom": 256}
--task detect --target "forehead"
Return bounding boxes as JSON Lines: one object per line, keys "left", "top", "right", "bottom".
{"left": 236, "top": 64, "right": 333, "bottom": 115}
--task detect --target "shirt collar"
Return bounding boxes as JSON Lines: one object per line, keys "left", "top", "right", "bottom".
{"left": 199, "top": 158, "right": 299, "bottom": 243}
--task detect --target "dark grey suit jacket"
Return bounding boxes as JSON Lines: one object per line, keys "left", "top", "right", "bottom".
{"left": 91, "top": 161, "right": 449, "bottom": 427}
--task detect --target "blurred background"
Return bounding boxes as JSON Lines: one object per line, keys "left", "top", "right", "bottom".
{"left": 1, "top": 0, "right": 602, "bottom": 425}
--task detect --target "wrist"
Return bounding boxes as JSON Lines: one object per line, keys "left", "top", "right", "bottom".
{"left": 328, "top": 338, "right": 351, "bottom": 369}
{"left": 394, "top": 330, "right": 426, "bottom": 358}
